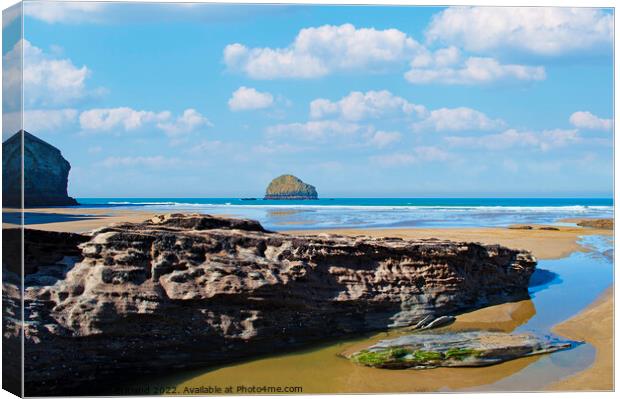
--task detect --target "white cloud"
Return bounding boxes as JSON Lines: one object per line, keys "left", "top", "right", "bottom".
{"left": 445, "top": 128, "right": 580, "bottom": 151}
{"left": 266, "top": 120, "right": 363, "bottom": 141}
{"left": 310, "top": 90, "right": 427, "bottom": 121}
{"left": 224, "top": 23, "right": 421, "bottom": 79}
{"left": 156, "top": 109, "right": 212, "bottom": 136}
{"left": 25, "top": 108, "right": 78, "bottom": 132}
{"left": 405, "top": 52, "right": 545, "bottom": 85}
{"left": 228, "top": 86, "right": 274, "bottom": 111}
{"left": 79, "top": 107, "right": 170, "bottom": 132}
{"left": 24, "top": 2, "right": 105, "bottom": 24}
{"left": 426, "top": 7, "right": 613, "bottom": 56}
{"left": 3, "top": 39, "right": 95, "bottom": 108}
{"left": 412, "top": 107, "right": 505, "bottom": 132}
{"left": 371, "top": 146, "right": 450, "bottom": 167}
{"left": 98, "top": 156, "right": 180, "bottom": 169}
{"left": 366, "top": 130, "right": 402, "bottom": 148}
{"left": 79, "top": 107, "right": 210, "bottom": 137}
{"left": 188, "top": 140, "right": 224, "bottom": 154}
{"left": 569, "top": 111, "right": 612, "bottom": 131}
{"left": 3, "top": 108, "right": 79, "bottom": 139}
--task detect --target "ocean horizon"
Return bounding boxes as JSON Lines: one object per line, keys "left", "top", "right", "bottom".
{"left": 74, "top": 197, "right": 614, "bottom": 231}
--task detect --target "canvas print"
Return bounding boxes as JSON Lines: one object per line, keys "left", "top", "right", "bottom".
{"left": 1, "top": 1, "right": 615, "bottom": 396}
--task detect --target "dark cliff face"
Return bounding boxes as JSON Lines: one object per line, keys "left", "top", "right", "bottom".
{"left": 2, "top": 131, "right": 78, "bottom": 207}
{"left": 3, "top": 214, "right": 537, "bottom": 395}
{"left": 264, "top": 174, "right": 318, "bottom": 199}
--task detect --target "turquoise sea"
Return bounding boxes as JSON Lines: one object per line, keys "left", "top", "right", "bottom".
{"left": 76, "top": 197, "right": 613, "bottom": 230}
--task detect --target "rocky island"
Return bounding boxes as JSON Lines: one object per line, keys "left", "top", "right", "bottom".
{"left": 2, "top": 131, "right": 78, "bottom": 207}
{"left": 2, "top": 213, "right": 538, "bottom": 395}
{"left": 264, "top": 174, "right": 318, "bottom": 200}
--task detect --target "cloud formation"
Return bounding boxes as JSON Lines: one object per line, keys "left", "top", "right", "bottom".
{"left": 156, "top": 109, "right": 212, "bottom": 136}
{"left": 371, "top": 146, "right": 450, "bottom": 167}
{"left": 224, "top": 23, "right": 421, "bottom": 79}
{"left": 445, "top": 128, "right": 580, "bottom": 151}
{"left": 266, "top": 120, "right": 363, "bottom": 141}
{"left": 426, "top": 7, "right": 613, "bottom": 56}
{"left": 228, "top": 86, "right": 274, "bottom": 111}
{"left": 405, "top": 47, "right": 545, "bottom": 85}
{"left": 79, "top": 107, "right": 211, "bottom": 137}
{"left": 366, "top": 130, "right": 402, "bottom": 148}
{"left": 98, "top": 156, "right": 180, "bottom": 169}
{"left": 569, "top": 111, "right": 612, "bottom": 131}
{"left": 412, "top": 107, "right": 505, "bottom": 132}
{"left": 79, "top": 107, "right": 170, "bottom": 131}
{"left": 310, "top": 90, "right": 426, "bottom": 121}
{"left": 3, "top": 40, "right": 95, "bottom": 108}
{"left": 24, "top": 2, "right": 105, "bottom": 24}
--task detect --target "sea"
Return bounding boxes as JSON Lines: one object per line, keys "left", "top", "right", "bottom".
{"left": 76, "top": 197, "right": 613, "bottom": 231}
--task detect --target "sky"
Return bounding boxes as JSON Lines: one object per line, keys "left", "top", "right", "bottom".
{"left": 2, "top": 2, "right": 614, "bottom": 198}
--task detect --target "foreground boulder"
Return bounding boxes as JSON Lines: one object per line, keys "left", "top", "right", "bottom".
{"left": 348, "top": 331, "right": 579, "bottom": 369}
{"left": 5, "top": 214, "right": 536, "bottom": 395}
{"left": 264, "top": 174, "right": 318, "bottom": 199}
{"left": 2, "top": 131, "right": 78, "bottom": 207}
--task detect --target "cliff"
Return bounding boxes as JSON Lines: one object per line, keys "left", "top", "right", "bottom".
{"left": 4, "top": 214, "right": 536, "bottom": 395}
{"left": 2, "top": 131, "right": 78, "bottom": 207}
{"left": 264, "top": 174, "right": 318, "bottom": 199}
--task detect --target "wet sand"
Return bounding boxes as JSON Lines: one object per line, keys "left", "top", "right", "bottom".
{"left": 547, "top": 287, "right": 614, "bottom": 391}
{"left": 3, "top": 207, "right": 158, "bottom": 233}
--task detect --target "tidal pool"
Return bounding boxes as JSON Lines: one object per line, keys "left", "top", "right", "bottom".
{"left": 140, "top": 235, "right": 612, "bottom": 394}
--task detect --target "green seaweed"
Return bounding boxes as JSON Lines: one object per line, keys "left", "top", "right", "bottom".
{"left": 444, "top": 347, "right": 481, "bottom": 360}
{"left": 352, "top": 346, "right": 482, "bottom": 367}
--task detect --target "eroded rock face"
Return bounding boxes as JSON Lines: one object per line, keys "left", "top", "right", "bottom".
{"left": 2, "top": 131, "right": 78, "bottom": 207}
{"left": 348, "top": 331, "right": 579, "bottom": 369}
{"left": 264, "top": 174, "right": 318, "bottom": 199}
{"left": 11, "top": 214, "right": 536, "bottom": 395}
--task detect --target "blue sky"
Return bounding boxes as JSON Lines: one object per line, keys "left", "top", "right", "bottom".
{"left": 2, "top": 2, "right": 614, "bottom": 197}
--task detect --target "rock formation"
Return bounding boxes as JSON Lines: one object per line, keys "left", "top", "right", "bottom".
{"left": 3, "top": 214, "right": 536, "bottom": 395}
{"left": 348, "top": 331, "right": 579, "bottom": 369}
{"left": 264, "top": 174, "right": 318, "bottom": 199}
{"left": 576, "top": 218, "right": 613, "bottom": 230}
{"left": 2, "top": 131, "right": 78, "bottom": 207}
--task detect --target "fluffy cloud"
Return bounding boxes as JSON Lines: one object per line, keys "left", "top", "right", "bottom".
{"left": 24, "top": 2, "right": 105, "bottom": 24}
{"left": 224, "top": 23, "right": 421, "bottom": 79}
{"left": 445, "top": 128, "right": 580, "bottom": 151}
{"left": 79, "top": 107, "right": 210, "bottom": 137}
{"left": 366, "top": 130, "right": 402, "bottom": 148}
{"left": 266, "top": 120, "right": 363, "bottom": 141}
{"left": 569, "top": 111, "right": 612, "bottom": 131}
{"left": 412, "top": 107, "right": 505, "bottom": 132}
{"left": 405, "top": 48, "right": 545, "bottom": 85}
{"left": 310, "top": 90, "right": 426, "bottom": 121}
{"left": 426, "top": 7, "right": 613, "bottom": 56}
{"left": 3, "top": 40, "right": 95, "bottom": 108}
{"left": 4, "top": 108, "right": 81, "bottom": 139}
{"left": 371, "top": 146, "right": 450, "bottom": 167}
{"left": 228, "top": 86, "right": 274, "bottom": 111}
{"left": 156, "top": 109, "right": 212, "bottom": 136}
{"left": 79, "top": 107, "right": 170, "bottom": 131}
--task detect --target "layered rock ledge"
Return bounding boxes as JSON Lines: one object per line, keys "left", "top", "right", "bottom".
{"left": 4, "top": 214, "right": 536, "bottom": 395}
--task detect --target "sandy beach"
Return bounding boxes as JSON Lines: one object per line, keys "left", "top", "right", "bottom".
{"left": 547, "top": 287, "right": 614, "bottom": 391}
{"left": 6, "top": 209, "right": 614, "bottom": 391}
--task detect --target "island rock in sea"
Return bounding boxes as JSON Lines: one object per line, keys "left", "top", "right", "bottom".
{"left": 3, "top": 214, "right": 537, "bottom": 395}
{"left": 264, "top": 174, "right": 318, "bottom": 199}
{"left": 2, "top": 131, "right": 78, "bottom": 207}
